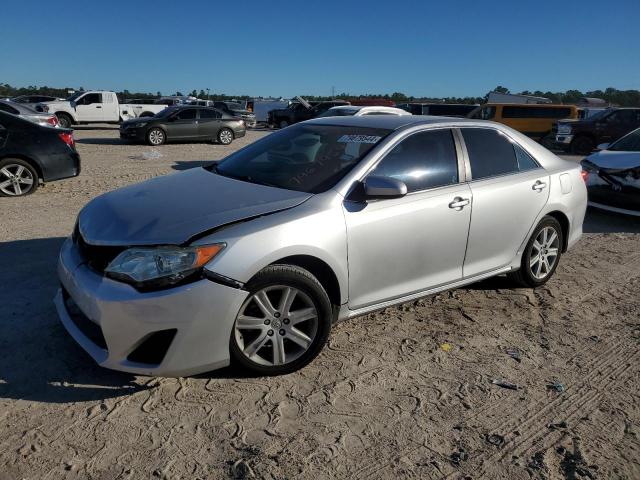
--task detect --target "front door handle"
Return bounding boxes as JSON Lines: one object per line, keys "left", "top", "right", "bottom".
{"left": 449, "top": 197, "right": 470, "bottom": 210}
{"left": 532, "top": 180, "right": 547, "bottom": 191}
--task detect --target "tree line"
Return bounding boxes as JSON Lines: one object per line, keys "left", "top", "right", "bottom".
{"left": 1, "top": 83, "right": 639, "bottom": 106}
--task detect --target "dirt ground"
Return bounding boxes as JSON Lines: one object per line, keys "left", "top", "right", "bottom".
{"left": 1, "top": 126, "right": 639, "bottom": 480}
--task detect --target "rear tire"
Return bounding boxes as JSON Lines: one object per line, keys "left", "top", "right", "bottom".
{"left": 570, "top": 135, "right": 595, "bottom": 155}
{"left": 217, "top": 128, "right": 234, "bottom": 145}
{"left": 229, "top": 265, "right": 332, "bottom": 375}
{"left": 508, "top": 216, "right": 563, "bottom": 288}
{"left": 0, "top": 158, "right": 39, "bottom": 197}
{"left": 56, "top": 113, "right": 73, "bottom": 129}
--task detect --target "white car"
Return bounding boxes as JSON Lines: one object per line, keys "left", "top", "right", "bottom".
{"left": 317, "top": 105, "right": 411, "bottom": 118}
{"left": 44, "top": 91, "right": 166, "bottom": 128}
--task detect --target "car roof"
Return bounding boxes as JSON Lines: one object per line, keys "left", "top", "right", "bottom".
{"left": 305, "top": 114, "right": 477, "bottom": 130}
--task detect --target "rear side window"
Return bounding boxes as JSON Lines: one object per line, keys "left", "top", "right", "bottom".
{"left": 371, "top": 129, "right": 459, "bottom": 192}
{"left": 514, "top": 145, "right": 539, "bottom": 171}
{"left": 199, "top": 109, "right": 220, "bottom": 119}
{"left": 462, "top": 128, "right": 519, "bottom": 180}
{"left": 0, "top": 103, "right": 19, "bottom": 115}
{"left": 502, "top": 106, "right": 572, "bottom": 119}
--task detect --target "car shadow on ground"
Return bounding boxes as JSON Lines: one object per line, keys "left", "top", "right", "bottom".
{"left": 75, "top": 138, "right": 126, "bottom": 145}
{"left": 171, "top": 160, "right": 215, "bottom": 171}
{"left": 71, "top": 125, "right": 119, "bottom": 131}
{"left": 583, "top": 207, "right": 640, "bottom": 233}
{"left": 0, "top": 237, "right": 150, "bottom": 403}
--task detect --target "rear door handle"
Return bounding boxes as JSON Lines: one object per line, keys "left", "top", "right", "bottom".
{"left": 449, "top": 197, "right": 470, "bottom": 210}
{"left": 532, "top": 180, "right": 547, "bottom": 191}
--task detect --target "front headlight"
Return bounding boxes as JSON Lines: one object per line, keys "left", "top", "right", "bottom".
{"left": 133, "top": 122, "right": 148, "bottom": 128}
{"left": 557, "top": 124, "right": 572, "bottom": 134}
{"left": 105, "top": 244, "right": 225, "bottom": 288}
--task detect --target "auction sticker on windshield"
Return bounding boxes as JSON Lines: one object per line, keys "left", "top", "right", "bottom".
{"left": 338, "top": 135, "right": 381, "bottom": 144}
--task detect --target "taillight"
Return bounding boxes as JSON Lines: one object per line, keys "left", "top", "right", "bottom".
{"left": 59, "top": 132, "right": 74, "bottom": 148}
{"left": 47, "top": 116, "right": 59, "bottom": 127}
{"left": 580, "top": 170, "right": 589, "bottom": 183}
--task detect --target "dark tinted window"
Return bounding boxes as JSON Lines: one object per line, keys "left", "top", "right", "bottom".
{"left": 427, "top": 105, "right": 478, "bottom": 117}
{"left": 502, "top": 106, "right": 572, "bottom": 119}
{"left": 79, "top": 93, "right": 101, "bottom": 105}
{"left": 199, "top": 108, "right": 220, "bottom": 119}
{"left": 176, "top": 109, "right": 197, "bottom": 120}
{"left": 371, "top": 129, "right": 458, "bottom": 192}
{"left": 462, "top": 128, "right": 519, "bottom": 179}
{"left": 610, "top": 128, "right": 640, "bottom": 151}
{"left": 607, "top": 109, "right": 640, "bottom": 125}
{"left": 0, "top": 103, "right": 19, "bottom": 114}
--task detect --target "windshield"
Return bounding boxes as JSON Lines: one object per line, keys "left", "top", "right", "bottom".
{"left": 67, "top": 92, "right": 85, "bottom": 102}
{"left": 155, "top": 107, "right": 179, "bottom": 118}
{"left": 214, "top": 124, "right": 391, "bottom": 193}
{"left": 225, "top": 102, "right": 243, "bottom": 110}
{"left": 609, "top": 128, "right": 640, "bottom": 152}
{"left": 587, "top": 109, "right": 611, "bottom": 122}
{"left": 317, "top": 109, "right": 357, "bottom": 118}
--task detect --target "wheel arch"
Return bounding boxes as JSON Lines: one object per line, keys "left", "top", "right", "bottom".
{"left": 266, "top": 254, "right": 342, "bottom": 308}
{"left": 54, "top": 111, "right": 75, "bottom": 124}
{"left": 544, "top": 210, "right": 570, "bottom": 252}
{"left": 0, "top": 154, "right": 44, "bottom": 182}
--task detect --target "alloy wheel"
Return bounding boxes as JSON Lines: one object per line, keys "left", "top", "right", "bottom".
{"left": 0, "top": 164, "right": 35, "bottom": 196}
{"left": 219, "top": 129, "right": 233, "bottom": 145}
{"left": 529, "top": 226, "right": 560, "bottom": 280}
{"left": 234, "top": 285, "right": 319, "bottom": 367}
{"left": 148, "top": 129, "right": 164, "bottom": 145}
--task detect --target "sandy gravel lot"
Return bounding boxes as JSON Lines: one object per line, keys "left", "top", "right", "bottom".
{"left": 1, "top": 126, "right": 639, "bottom": 479}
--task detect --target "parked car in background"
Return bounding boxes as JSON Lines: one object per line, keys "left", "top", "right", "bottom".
{"left": 57, "top": 115, "right": 586, "bottom": 377}
{"left": 245, "top": 98, "right": 290, "bottom": 123}
{"left": 0, "top": 99, "right": 59, "bottom": 127}
{"left": 316, "top": 105, "right": 411, "bottom": 117}
{"left": 581, "top": 127, "right": 640, "bottom": 216}
{"left": 268, "top": 98, "right": 350, "bottom": 128}
{"left": 213, "top": 101, "right": 257, "bottom": 128}
{"left": 44, "top": 91, "right": 166, "bottom": 128}
{"left": 11, "top": 95, "right": 64, "bottom": 112}
{"left": 397, "top": 103, "right": 479, "bottom": 117}
{"left": 119, "top": 106, "right": 246, "bottom": 146}
{"left": 554, "top": 108, "right": 640, "bottom": 155}
{"left": 468, "top": 103, "right": 579, "bottom": 143}
{"left": 0, "top": 111, "right": 79, "bottom": 197}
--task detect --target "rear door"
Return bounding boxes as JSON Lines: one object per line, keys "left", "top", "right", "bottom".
{"left": 197, "top": 108, "right": 222, "bottom": 139}
{"left": 75, "top": 93, "right": 104, "bottom": 122}
{"left": 165, "top": 108, "right": 199, "bottom": 139}
{"left": 344, "top": 128, "right": 472, "bottom": 309}
{"left": 601, "top": 109, "right": 640, "bottom": 142}
{"left": 460, "top": 127, "right": 549, "bottom": 277}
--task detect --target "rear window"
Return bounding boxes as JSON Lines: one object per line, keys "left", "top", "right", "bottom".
{"left": 0, "top": 102, "right": 19, "bottom": 115}
{"left": 502, "top": 106, "right": 572, "bottom": 119}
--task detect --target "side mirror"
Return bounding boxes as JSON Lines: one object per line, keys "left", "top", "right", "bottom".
{"left": 363, "top": 176, "right": 407, "bottom": 199}
{"left": 596, "top": 143, "right": 610, "bottom": 151}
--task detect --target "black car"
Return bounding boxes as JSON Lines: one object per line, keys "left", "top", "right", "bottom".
{"left": 0, "top": 111, "right": 80, "bottom": 197}
{"left": 212, "top": 101, "right": 257, "bottom": 127}
{"left": 11, "top": 95, "right": 62, "bottom": 112}
{"left": 268, "top": 99, "right": 350, "bottom": 128}
{"left": 396, "top": 103, "right": 479, "bottom": 117}
{"left": 119, "top": 106, "right": 247, "bottom": 146}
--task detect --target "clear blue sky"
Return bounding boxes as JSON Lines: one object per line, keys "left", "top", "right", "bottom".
{"left": 2, "top": 0, "right": 638, "bottom": 98}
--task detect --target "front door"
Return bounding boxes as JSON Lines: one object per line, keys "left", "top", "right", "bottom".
{"left": 75, "top": 93, "right": 104, "bottom": 122}
{"left": 344, "top": 128, "right": 472, "bottom": 310}
{"left": 460, "top": 127, "right": 550, "bottom": 277}
{"left": 165, "top": 108, "right": 199, "bottom": 139}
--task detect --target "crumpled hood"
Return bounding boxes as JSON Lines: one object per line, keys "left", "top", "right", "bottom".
{"left": 78, "top": 168, "right": 312, "bottom": 246}
{"left": 586, "top": 150, "right": 640, "bottom": 170}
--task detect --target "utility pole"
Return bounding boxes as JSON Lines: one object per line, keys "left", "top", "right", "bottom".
{"left": 206, "top": 88, "right": 210, "bottom": 101}
{"left": 331, "top": 86, "right": 335, "bottom": 98}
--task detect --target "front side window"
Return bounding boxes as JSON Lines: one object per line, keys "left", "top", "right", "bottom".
{"left": 610, "top": 128, "right": 640, "bottom": 151}
{"left": 462, "top": 128, "right": 520, "bottom": 180}
{"left": 79, "top": 93, "right": 101, "bottom": 105}
{"left": 215, "top": 124, "right": 390, "bottom": 193}
{"left": 370, "top": 129, "right": 459, "bottom": 193}
{"left": 176, "top": 109, "right": 197, "bottom": 120}
{"left": 478, "top": 106, "right": 496, "bottom": 120}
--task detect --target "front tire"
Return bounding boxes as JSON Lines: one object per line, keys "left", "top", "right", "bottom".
{"left": 508, "top": 216, "right": 563, "bottom": 288}
{"left": 56, "top": 113, "right": 73, "bottom": 129}
{"left": 146, "top": 127, "right": 166, "bottom": 146}
{"left": 230, "top": 265, "right": 332, "bottom": 375}
{"left": 0, "top": 158, "right": 39, "bottom": 197}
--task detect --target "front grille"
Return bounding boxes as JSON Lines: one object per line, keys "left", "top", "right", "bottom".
{"left": 62, "top": 287, "right": 107, "bottom": 350}
{"left": 75, "top": 228, "right": 125, "bottom": 273}
{"left": 127, "top": 329, "right": 177, "bottom": 365}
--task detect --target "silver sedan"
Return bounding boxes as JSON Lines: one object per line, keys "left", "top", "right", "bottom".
{"left": 55, "top": 116, "right": 587, "bottom": 376}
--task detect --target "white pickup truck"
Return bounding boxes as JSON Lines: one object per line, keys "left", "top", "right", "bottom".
{"left": 44, "top": 91, "right": 166, "bottom": 128}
